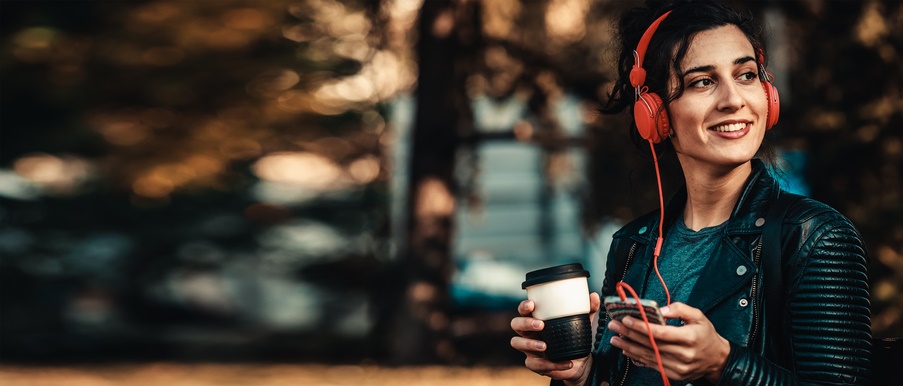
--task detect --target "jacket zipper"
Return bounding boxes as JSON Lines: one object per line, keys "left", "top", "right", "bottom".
{"left": 620, "top": 242, "right": 637, "bottom": 282}
{"left": 619, "top": 360, "right": 631, "bottom": 386}
{"left": 617, "top": 242, "right": 638, "bottom": 386}
{"left": 749, "top": 236, "right": 764, "bottom": 345}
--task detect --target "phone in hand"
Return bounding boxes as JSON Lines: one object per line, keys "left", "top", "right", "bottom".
{"left": 603, "top": 296, "right": 665, "bottom": 325}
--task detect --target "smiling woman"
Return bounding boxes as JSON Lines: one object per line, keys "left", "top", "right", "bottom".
{"left": 667, "top": 25, "right": 771, "bottom": 200}
{"left": 510, "top": 1, "right": 872, "bottom": 385}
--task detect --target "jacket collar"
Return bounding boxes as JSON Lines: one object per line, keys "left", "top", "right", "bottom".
{"left": 654, "top": 159, "right": 779, "bottom": 237}
{"left": 618, "top": 160, "right": 783, "bottom": 312}
{"left": 727, "top": 159, "right": 780, "bottom": 234}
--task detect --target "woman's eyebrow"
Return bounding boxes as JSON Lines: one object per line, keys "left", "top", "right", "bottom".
{"left": 683, "top": 65, "right": 715, "bottom": 77}
{"left": 734, "top": 55, "right": 756, "bottom": 65}
{"left": 683, "top": 56, "right": 758, "bottom": 77}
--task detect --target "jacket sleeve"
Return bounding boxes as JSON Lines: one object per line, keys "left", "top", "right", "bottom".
{"left": 719, "top": 207, "right": 871, "bottom": 385}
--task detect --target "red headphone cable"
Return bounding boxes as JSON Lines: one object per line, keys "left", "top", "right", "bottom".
{"left": 613, "top": 139, "right": 673, "bottom": 385}
{"left": 616, "top": 281, "right": 670, "bottom": 386}
{"left": 648, "top": 139, "right": 671, "bottom": 306}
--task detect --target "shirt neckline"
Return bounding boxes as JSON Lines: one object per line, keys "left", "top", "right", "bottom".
{"left": 674, "top": 214, "right": 727, "bottom": 236}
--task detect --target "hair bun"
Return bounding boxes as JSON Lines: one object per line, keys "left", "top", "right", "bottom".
{"left": 644, "top": 0, "right": 673, "bottom": 11}
{"left": 645, "top": 0, "right": 692, "bottom": 14}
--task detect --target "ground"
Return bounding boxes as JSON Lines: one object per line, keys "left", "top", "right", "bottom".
{"left": 0, "top": 364, "right": 546, "bottom": 386}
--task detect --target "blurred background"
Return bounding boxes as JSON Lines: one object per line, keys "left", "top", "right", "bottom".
{"left": 1, "top": 0, "right": 901, "bottom": 384}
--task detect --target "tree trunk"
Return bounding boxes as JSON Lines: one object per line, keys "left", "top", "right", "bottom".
{"left": 388, "top": 0, "right": 479, "bottom": 364}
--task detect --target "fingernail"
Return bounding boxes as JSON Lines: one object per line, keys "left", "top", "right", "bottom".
{"left": 532, "top": 320, "right": 543, "bottom": 329}
{"left": 535, "top": 341, "right": 546, "bottom": 350}
{"left": 660, "top": 306, "right": 670, "bottom": 315}
{"left": 562, "top": 361, "right": 573, "bottom": 369}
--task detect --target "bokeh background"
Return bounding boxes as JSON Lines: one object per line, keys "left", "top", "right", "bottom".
{"left": 1, "top": 0, "right": 901, "bottom": 384}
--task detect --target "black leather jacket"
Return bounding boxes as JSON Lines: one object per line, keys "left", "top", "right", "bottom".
{"left": 572, "top": 160, "right": 871, "bottom": 385}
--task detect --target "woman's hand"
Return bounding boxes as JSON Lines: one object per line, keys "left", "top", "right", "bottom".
{"left": 608, "top": 302, "right": 730, "bottom": 383}
{"left": 510, "top": 292, "right": 600, "bottom": 385}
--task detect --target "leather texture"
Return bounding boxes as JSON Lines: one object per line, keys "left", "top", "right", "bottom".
{"left": 554, "top": 160, "right": 871, "bottom": 385}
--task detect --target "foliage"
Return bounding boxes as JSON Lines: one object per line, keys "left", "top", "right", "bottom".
{"left": 0, "top": 0, "right": 900, "bottom": 365}
{"left": 0, "top": 0, "right": 397, "bottom": 361}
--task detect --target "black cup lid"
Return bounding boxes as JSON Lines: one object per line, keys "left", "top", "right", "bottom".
{"left": 522, "top": 263, "right": 590, "bottom": 289}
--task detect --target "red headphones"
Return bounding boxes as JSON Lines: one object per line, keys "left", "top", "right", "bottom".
{"left": 630, "top": 11, "right": 781, "bottom": 143}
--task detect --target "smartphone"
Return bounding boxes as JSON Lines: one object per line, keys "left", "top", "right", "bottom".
{"left": 603, "top": 296, "right": 666, "bottom": 325}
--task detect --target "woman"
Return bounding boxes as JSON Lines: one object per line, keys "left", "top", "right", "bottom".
{"left": 510, "top": 1, "right": 871, "bottom": 385}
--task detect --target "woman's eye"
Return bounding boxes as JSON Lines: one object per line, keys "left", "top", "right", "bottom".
{"left": 740, "top": 72, "right": 758, "bottom": 81}
{"left": 689, "top": 78, "right": 714, "bottom": 88}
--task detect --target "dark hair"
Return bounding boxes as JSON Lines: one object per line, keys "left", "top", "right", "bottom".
{"left": 602, "top": 0, "right": 776, "bottom": 164}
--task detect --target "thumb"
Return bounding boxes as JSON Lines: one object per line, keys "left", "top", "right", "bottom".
{"left": 589, "top": 292, "right": 601, "bottom": 313}
{"left": 660, "top": 302, "right": 705, "bottom": 324}
{"left": 588, "top": 292, "right": 601, "bottom": 323}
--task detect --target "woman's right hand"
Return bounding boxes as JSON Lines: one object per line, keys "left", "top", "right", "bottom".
{"left": 510, "top": 292, "right": 600, "bottom": 385}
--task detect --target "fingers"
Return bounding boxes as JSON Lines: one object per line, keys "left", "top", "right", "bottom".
{"left": 610, "top": 335, "right": 658, "bottom": 368}
{"left": 511, "top": 299, "right": 545, "bottom": 358}
{"left": 512, "top": 336, "right": 581, "bottom": 379}
{"left": 511, "top": 315, "right": 543, "bottom": 334}
{"left": 588, "top": 292, "right": 601, "bottom": 323}
{"left": 525, "top": 356, "right": 575, "bottom": 374}
{"left": 512, "top": 300, "right": 541, "bottom": 337}
{"left": 511, "top": 297, "right": 595, "bottom": 383}
{"left": 610, "top": 331, "right": 674, "bottom": 377}
{"left": 661, "top": 302, "right": 704, "bottom": 323}
{"left": 609, "top": 316, "right": 662, "bottom": 346}
{"left": 518, "top": 299, "right": 535, "bottom": 316}
{"left": 609, "top": 302, "right": 729, "bottom": 382}
{"left": 510, "top": 317, "right": 546, "bottom": 359}
{"left": 609, "top": 319, "right": 647, "bottom": 354}
{"left": 511, "top": 313, "right": 544, "bottom": 358}
{"left": 589, "top": 292, "right": 601, "bottom": 312}
{"left": 510, "top": 335, "right": 547, "bottom": 356}
{"left": 513, "top": 340, "right": 579, "bottom": 380}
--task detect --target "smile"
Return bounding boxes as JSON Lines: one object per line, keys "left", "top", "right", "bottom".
{"left": 710, "top": 122, "right": 748, "bottom": 132}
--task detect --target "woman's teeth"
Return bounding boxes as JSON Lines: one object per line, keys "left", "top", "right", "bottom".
{"left": 711, "top": 122, "right": 746, "bottom": 132}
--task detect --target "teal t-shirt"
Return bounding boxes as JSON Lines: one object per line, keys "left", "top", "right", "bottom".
{"left": 608, "top": 216, "right": 726, "bottom": 386}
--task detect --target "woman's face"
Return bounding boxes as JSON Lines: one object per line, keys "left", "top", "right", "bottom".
{"left": 667, "top": 25, "right": 768, "bottom": 173}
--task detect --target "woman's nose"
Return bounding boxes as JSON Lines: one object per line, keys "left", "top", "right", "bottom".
{"left": 716, "top": 81, "right": 746, "bottom": 112}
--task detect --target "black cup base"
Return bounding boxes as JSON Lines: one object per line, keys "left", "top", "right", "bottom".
{"left": 540, "top": 313, "right": 592, "bottom": 362}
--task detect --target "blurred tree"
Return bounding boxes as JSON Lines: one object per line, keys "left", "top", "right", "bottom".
{"left": 383, "top": 0, "right": 903, "bottom": 362}
{"left": 1, "top": 0, "right": 900, "bottom": 366}
{"left": 774, "top": 0, "right": 903, "bottom": 337}
{"left": 385, "top": 0, "right": 479, "bottom": 364}
{"left": 0, "top": 0, "right": 398, "bottom": 361}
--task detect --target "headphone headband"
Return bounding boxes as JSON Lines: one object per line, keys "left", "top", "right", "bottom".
{"left": 630, "top": 11, "right": 672, "bottom": 88}
{"left": 630, "top": 8, "right": 780, "bottom": 143}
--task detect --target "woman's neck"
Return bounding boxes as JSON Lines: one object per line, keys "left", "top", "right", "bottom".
{"left": 679, "top": 161, "right": 752, "bottom": 231}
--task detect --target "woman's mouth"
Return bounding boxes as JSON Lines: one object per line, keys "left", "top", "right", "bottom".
{"left": 709, "top": 122, "right": 748, "bottom": 132}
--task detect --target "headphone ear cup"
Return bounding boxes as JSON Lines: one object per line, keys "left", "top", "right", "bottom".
{"left": 634, "top": 92, "right": 670, "bottom": 143}
{"left": 762, "top": 81, "right": 780, "bottom": 130}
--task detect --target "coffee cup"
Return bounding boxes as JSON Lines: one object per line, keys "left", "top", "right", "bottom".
{"left": 522, "top": 263, "right": 592, "bottom": 362}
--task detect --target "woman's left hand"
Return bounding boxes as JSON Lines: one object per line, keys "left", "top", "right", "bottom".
{"left": 608, "top": 302, "right": 731, "bottom": 383}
